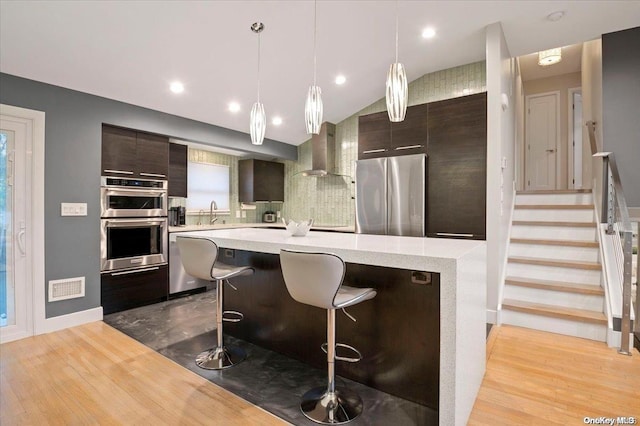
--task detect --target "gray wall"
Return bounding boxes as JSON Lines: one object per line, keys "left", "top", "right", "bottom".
{"left": 602, "top": 27, "right": 640, "bottom": 207}
{"left": 0, "top": 72, "right": 296, "bottom": 318}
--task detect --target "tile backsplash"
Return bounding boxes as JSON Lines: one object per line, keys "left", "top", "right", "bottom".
{"left": 171, "top": 61, "right": 486, "bottom": 227}
{"left": 282, "top": 61, "right": 487, "bottom": 226}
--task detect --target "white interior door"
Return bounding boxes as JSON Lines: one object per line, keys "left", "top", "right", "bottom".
{"left": 0, "top": 115, "right": 32, "bottom": 342}
{"left": 526, "top": 93, "right": 559, "bottom": 190}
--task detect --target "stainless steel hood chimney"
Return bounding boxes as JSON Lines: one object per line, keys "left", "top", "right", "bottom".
{"left": 301, "top": 122, "right": 336, "bottom": 176}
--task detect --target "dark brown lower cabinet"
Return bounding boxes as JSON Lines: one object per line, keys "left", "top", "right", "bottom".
{"left": 101, "top": 265, "right": 168, "bottom": 314}
{"left": 427, "top": 93, "right": 487, "bottom": 239}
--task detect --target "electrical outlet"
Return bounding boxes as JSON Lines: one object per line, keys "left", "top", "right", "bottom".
{"left": 235, "top": 211, "right": 241, "bottom": 218}
{"left": 61, "top": 203, "right": 87, "bottom": 216}
{"left": 242, "top": 211, "right": 247, "bottom": 218}
{"left": 277, "top": 210, "right": 281, "bottom": 218}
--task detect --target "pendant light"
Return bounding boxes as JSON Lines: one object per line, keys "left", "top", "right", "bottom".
{"left": 385, "top": 0, "right": 408, "bottom": 123}
{"left": 305, "top": 0, "right": 323, "bottom": 135}
{"left": 250, "top": 22, "right": 266, "bottom": 145}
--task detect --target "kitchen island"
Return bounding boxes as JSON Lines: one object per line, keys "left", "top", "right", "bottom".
{"left": 172, "top": 227, "right": 486, "bottom": 426}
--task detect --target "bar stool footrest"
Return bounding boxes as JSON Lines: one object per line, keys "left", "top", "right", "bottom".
{"left": 222, "top": 310, "right": 244, "bottom": 322}
{"left": 321, "top": 342, "right": 362, "bottom": 363}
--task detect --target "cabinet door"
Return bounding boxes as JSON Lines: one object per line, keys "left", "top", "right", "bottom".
{"left": 168, "top": 143, "right": 188, "bottom": 197}
{"left": 390, "top": 103, "right": 428, "bottom": 156}
{"left": 358, "top": 111, "right": 391, "bottom": 159}
{"left": 102, "top": 125, "right": 137, "bottom": 176}
{"left": 136, "top": 132, "right": 169, "bottom": 179}
{"left": 101, "top": 265, "right": 168, "bottom": 314}
{"left": 427, "top": 93, "right": 487, "bottom": 239}
{"left": 253, "top": 160, "right": 284, "bottom": 202}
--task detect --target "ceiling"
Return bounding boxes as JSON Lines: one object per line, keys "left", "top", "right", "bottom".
{"left": 1, "top": 1, "right": 638, "bottom": 146}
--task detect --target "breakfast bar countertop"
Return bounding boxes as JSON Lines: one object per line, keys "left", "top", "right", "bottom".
{"left": 170, "top": 227, "right": 487, "bottom": 426}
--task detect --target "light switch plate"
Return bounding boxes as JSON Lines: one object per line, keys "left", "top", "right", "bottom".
{"left": 61, "top": 203, "right": 87, "bottom": 216}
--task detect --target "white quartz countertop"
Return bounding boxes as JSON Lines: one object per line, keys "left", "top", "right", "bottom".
{"left": 171, "top": 227, "right": 485, "bottom": 271}
{"left": 169, "top": 223, "right": 354, "bottom": 233}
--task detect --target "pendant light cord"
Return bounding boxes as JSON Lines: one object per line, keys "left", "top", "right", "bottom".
{"left": 395, "top": 0, "right": 399, "bottom": 64}
{"left": 313, "top": 0, "right": 317, "bottom": 86}
{"left": 257, "top": 30, "right": 261, "bottom": 102}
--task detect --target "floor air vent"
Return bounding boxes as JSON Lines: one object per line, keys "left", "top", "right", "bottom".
{"left": 48, "top": 277, "right": 85, "bottom": 302}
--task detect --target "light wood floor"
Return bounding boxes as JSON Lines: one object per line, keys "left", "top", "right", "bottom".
{"left": 2, "top": 322, "right": 639, "bottom": 425}
{"left": 468, "top": 325, "right": 640, "bottom": 425}
{"left": 0, "top": 321, "right": 288, "bottom": 425}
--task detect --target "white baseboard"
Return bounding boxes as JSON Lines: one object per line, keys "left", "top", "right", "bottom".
{"left": 35, "top": 306, "right": 103, "bottom": 335}
{"left": 486, "top": 309, "right": 498, "bottom": 324}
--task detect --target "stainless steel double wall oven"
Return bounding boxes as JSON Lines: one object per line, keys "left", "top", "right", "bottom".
{"left": 100, "top": 176, "right": 168, "bottom": 272}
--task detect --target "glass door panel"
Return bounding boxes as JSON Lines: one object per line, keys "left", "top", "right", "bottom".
{"left": 0, "top": 130, "right": 13, "bottom": 327}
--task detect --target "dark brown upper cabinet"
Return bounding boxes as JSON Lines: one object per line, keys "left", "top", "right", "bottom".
{"left": 239, "top": 159, "right": 285, "bottom": 203}
{"left": 101, "top": 125, "right": 169, "bottom": 179}
{"left": 427, "top": 93, "right": 487, "bottom": 240}
{"left": 357, "top": 104, "right": 428, "bottom": 159}
{"left": 168, "top": 143, "right": 188, "bottom": 197}
{"left": 358, "top": 111, "right": 391, "bottom": 159}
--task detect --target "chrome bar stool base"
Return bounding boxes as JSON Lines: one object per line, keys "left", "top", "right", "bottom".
{"left": 195, "top": 345, "right": 246, "bottom": 370}
{"left": 301, "top": 386, "right": 363, "bottom": 425}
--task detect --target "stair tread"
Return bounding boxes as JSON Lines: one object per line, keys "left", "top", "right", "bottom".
{"left": 508, "top": 256, "right": 601, "bottom": 270}
{"left": 505, "top": 276, "right": 604, "bottom": 295}
{"left": 514, "top": 204, "right": 593, "bottom": 210}
{"left": 510, "top": 238, "right": 599, "bottom": 248}
{"left": 516, "top": 189, "right": 592, "bottom": 194}
{"left": 502, "top": 299, "right": 606, "bottom": 324}
{"left": 513, "top": 220, "right": 596, "bottom": 227}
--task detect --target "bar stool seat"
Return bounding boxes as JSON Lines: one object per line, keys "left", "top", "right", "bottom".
{"left": 280, "top": 249, "right": 377, "bottom": 424}
{"left": 177, "top": 235, "right": 253, "bottom": 370}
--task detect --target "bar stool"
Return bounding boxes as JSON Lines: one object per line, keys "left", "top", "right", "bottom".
{"left": 176, "top": 235, "right": 253, "bottom": 370}
{"left": 280, "top": 249, "right": 377, "bottom": 424}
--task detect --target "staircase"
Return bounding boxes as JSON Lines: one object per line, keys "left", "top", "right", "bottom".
{"left": 501, "top": 189, "right": 607, "bottom": 341}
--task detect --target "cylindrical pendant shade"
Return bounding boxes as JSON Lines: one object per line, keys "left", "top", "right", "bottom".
{"left": 250, "top": 102, "right": 266, "bottom": 145}
{"left": 305, "top": 85, "right": 323, "bottom": 135}
{"left": 386, "top": 62, "right": 408, "bottom": 122}
{"left": 538, "top": 48, "right": 562, "bottom": 66}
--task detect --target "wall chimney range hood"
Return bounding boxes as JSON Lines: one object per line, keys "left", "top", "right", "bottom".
{"left": 301, "top": 122, "right": 337, "bottom": 177}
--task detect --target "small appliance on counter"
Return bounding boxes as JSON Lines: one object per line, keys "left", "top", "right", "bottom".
{"left": 169, "top": 206, "right": 186, "bottom": 226}
{"left": 263, "top": 210, "right": 276, "bottom": 223}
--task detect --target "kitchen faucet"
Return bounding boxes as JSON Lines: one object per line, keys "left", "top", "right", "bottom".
{"left": 210, "top": 200, "right": 219, "bottom": 224}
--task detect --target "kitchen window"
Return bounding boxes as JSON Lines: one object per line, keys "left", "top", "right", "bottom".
{"left": 186, "top": 162, "right": 230, "bottom": 213}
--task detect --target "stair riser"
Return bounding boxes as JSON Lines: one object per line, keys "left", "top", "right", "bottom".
{"left": 513, "top": 209, "right": 594, "bottom": 222}
{"left": 516, "top": 193, "right": 593, "bottom": 205}
{"left": 500, "top": 309, "right": 607, "bottom": 341}
{"left": 507, "top": 263, "right": 601, "bottom": 285}
{"left": 511, "top": 225, "right": 597, "bottom": 241}
{"left": 509, "top": 244, "right": 600, "bottom": 262}
{"left": 503, "top": 285, "right": 604, "bottom": 311}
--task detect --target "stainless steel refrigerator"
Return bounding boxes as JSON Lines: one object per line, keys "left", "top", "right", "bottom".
{"left": 355, "top": 153, "right": 426, "bottom": 237}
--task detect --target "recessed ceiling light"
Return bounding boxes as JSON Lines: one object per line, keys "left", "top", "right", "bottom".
{"left": 422, "top": 27, "right": 436, "bottom": 39}
{"left": 335, "top": 75, "right": 346, "bottom": 85}
{"left": 170, "top": 81, "right": 184, "bottom": 94}
{"left": 272, "top": 116, "right": 283, "bottom": 126}
{"left": 228, "top": 102, "right": 241, "bottom": 113}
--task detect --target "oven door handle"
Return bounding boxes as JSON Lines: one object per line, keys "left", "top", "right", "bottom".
{"left": 104, "top": 218, "right": 166, "bottom": 228}
{"left": 111, "top": 267, "right": 160, "bottom": 276}
{"left": 103, "top": 187, "right": 166, "bottom": 196}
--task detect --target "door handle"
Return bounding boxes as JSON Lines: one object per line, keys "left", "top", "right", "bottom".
{"left": 546, "top": 149, "right": 556, "bottom": 153}
{"left": 17, "top": 223, "right": 26, "bottom": 256}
